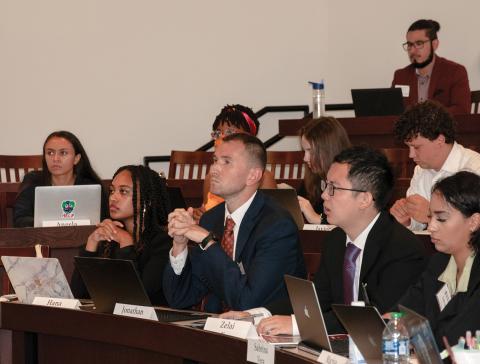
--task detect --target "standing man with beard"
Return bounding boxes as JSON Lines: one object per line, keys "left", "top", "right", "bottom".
{"left": 392, "top": 19, "right": 470, "bottom": 115}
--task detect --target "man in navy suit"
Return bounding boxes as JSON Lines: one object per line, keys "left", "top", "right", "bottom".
{"left": 164, "top": 133, "right": 305, "bottom": 313}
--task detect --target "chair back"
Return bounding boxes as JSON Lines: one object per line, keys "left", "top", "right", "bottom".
{"left": 266, "top": 151, "right": 305, "bottom": 180}
{"left": 471, "top": 90, "right": 480, "bottom": 114}
{"left": 0, "top": 245, "right": 50, "bottom": 295}
{"left": 0, "top": 155, "right": 43, "bottom": 183}
{"left": 168, "top": 151, "right": 213, "bottom": 180}
{"left": 381, "top": 148, "right": 415, "bottom": 179}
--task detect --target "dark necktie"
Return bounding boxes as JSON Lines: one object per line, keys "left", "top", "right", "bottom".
{"left": 343, "top": 242, "right": 361, "bottom": 305}
{"left": 221, "top": 217, "right": 235, "bottom": 260}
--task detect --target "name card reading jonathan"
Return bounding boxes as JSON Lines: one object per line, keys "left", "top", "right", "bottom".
{"left": 204, "top": 317, "right": 258, "bottom": 340}
{"left": 32, "top": 296, "right": 80, "bottom": 310}
{"left": 247, "top": 339, "right": 275, "bottom": 364}
{"left": 113, "top": 303, "right": 158, "bottom": 321}
{"left": 317, "top": 350, "right": 349, "bottom": 364}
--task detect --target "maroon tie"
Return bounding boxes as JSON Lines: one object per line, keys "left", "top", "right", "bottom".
{"left": 343, "top": 242, "right": 361, "bottom": 305}
{"left": 221, "top": 217, "right": 235, "bottom": 259}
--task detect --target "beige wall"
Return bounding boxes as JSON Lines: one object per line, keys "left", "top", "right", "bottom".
{"left": 1, "top": 0, "right": 478, "bottom": 177}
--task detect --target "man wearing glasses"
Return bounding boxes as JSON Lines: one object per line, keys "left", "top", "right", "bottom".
{"left": 392, "top": 19, "right": 470, "bottom": 115}
{"left": 223, "top": 147, "right": 426, "bottom": 335}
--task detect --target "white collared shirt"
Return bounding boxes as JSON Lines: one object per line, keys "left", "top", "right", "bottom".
{"left": 169, "top": 192, "right": 257, "bottom": 275}
{"left": 346, "top": 212, "right": 380, "bottom": 302}
{"left": 407, "top": 143, "right": 480, "bottom": 231}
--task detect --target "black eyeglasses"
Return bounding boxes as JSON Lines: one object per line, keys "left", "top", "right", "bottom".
{"left": 402, "top": 39, "right": 431, "bottom": 51}
{"left": 321, "top": 180, "right": 368, "bottom": 197}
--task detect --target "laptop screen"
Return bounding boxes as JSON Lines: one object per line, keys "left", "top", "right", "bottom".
{"left": 34, "top": 184, "right": 101, "bottom": 227}
{"left": 351, "top": 88, "right": 404, "bottom": 117}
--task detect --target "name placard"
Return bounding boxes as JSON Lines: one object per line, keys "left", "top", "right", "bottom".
{"left": 317, "top": 350, "right": 349, "bottom": 364}
{"left": 32, "top": 296, "right": 80, "bottom": 309}
{"left": 42, "top": 219, "right": 91, "bottom": 227}
{"left": 204, "top": 317, "right": 258, "bottom": 339}
{"left": 113, "top": 303, "right": 158, "bottom": 321}
{"left": 247, "top": 339, "right": 275, "bottom": 364}
{"left": 302, "top": 224, "right": 336, "bottom": 231}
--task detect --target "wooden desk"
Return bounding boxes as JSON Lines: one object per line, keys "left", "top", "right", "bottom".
{"left": 0, "top": 302, "right": 317, "bottom": 364}
{"left": 279, "top": 114, "right": 480, "bottom": 148}
{"left": 0, "top": 226, "right": 94, "bottom": 283}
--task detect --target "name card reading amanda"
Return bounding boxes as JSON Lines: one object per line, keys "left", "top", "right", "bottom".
{"left": 42, "top": 219, "right": 91, "bottom": 227}
{"left": 32, "top": 296, "right": 80, "bottom": 310}
{"left": 247, "top": 339, "right": 275, "bottom": 364}
{"left": 204, "top": 317, "right": 258, "bottom": 340}
{"left": 113, "top": 303, "right": 158, "bottom": 321}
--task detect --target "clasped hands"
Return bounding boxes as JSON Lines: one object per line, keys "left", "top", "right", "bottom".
{"left": 390, "top": 194, "right": 430, "bottom": 226}
{"left": 86, "top": 219, "right": 133, "bottom": 252}
{"left": 168, "top": 207, "right": 209, "bottom": 255}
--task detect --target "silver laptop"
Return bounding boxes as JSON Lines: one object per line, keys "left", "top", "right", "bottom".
{"left": 398, "top": 305, "right": 443, "bottom": 364}
{"left": 261, "top": 189, "right": 304, "bottom": 229}
{"left": 285, "top": 275, "right": 348, "bottom": 356}
{"left": 1, "top": 256, "right": 73, "bottom": 303}
{"left": 332, "top": 304, "right": 386, "bottom": 364}
{"left": 34, "top": 184, "right": 101, "bottom": 227}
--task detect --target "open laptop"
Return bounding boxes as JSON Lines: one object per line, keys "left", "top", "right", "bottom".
{"left": 74, "top": 257, "right": 210, "bottom": 322}
{"left": 332, "top": 304, "right": 386, "bottom": 364}
{"left": 285, "top": 275, "right": 349, "bottom": 356}
{"left": 34, "top": 184, "right": 101, "bottom": 227}
{"left": 1, "top": 256, "right": 74, "bottom": 304}
{"left": 261, "top": 189, "right": 304, "bottom": 229}
{"left": 398, "top": 305, "right": 443, "bottom": 364}
{"left": 351, "top": 88, "right": 404, "bottom": 117}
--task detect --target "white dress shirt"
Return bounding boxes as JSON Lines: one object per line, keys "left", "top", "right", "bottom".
{"left": 407, "top": 142, "right": 480, "bottom": 231}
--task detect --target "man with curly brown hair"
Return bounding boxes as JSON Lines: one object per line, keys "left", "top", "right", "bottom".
{"left": 390, "top": 101, "right": 480, "bottom": 230}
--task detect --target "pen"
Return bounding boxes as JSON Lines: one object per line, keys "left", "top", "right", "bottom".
{"left": 361, "top": 283, "right": 371, "bottom": 306}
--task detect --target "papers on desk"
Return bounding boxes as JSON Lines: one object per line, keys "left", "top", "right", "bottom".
{"left": 302, "top": 224, "right": 336, "bottom": 231}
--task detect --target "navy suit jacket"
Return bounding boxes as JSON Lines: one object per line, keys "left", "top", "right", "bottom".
{"left": 163, "top": 191, "right": 306, "bottom": 313}
{"left": 392, "top": 56, "right": 470, "bottom": 115}
{"left": 399, "top": 253, "right": 480, "bottom": 350}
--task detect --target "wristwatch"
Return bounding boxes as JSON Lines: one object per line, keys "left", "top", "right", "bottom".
{"left": 200, "top": 232, "right": 217, "bottom": 251}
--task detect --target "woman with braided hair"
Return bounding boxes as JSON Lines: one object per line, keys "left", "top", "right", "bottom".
{"left": 71, "top": 165, "right": 172, "bottom": 305}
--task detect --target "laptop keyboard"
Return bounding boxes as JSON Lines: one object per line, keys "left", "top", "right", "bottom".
{"left": 330, "top": 337, "right": 349, "bottom": 356}
{"left": 154, "top": 309, "right": 211, "bottom": 322}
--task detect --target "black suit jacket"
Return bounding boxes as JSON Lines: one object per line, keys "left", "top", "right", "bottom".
{"left": 163, "top": 191, "right": 306, "bottom": 313}
{"left": 398, "top": 253, "right": 480, "bottom": 350}
{"left": 267, "top": 211, "right": 427, "bottom": 333}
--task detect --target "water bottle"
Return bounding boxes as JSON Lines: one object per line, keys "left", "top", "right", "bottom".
{"left": 308, "top": 81, "right": 325, "bottom": 119}
{"left": 382, "top": 312, "right": 410, "bottom": 364}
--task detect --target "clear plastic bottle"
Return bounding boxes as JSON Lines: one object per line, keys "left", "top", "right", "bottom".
{"left": 308, "top": 81, "right": 325, "bottom": 119}
{"left": 382, "top": 312, "right": 410, "bottom": 364}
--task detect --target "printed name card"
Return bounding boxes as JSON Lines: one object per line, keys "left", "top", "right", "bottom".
{"left": 42, "top": 219, "right": 91, "bottom": 227}
{"left": 113, "top": 303, "right": 158, "bottom": 321}
{"left": 32, "top": 296, "right": 80, "bottom": 309}
{"left": 317, "top": 350, "right": 349, "bottom": 364}
{"left": 247, "top": 339, "right": 275, "bottom": 364}
{"left": 302, "top": 224, "right": 336, "bottom": 231}
{"left": 204, "top": 317, "right": 258, "bottom": 339}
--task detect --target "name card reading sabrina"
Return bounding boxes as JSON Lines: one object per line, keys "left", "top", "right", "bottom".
{"left": 247, "top": 339, "right": 275, "bottom": 364}
{"left": 204, "top": 317, "right": 258, "bottom": 339}
{"left": 32, "top": 296, "right": 80, "bottom": 309}
{"left": 113, "top": 303, "right": 158, "bottom": 321}
{"left": 317, "top": 350, "right": 349, "bottom": 364}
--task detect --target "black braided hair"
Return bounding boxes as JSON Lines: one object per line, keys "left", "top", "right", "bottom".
{"left": 212, "top": 104, "right": 260, "bottom": 135}
{"left": 107, "top": 165, "right": 171, "bottom": 254}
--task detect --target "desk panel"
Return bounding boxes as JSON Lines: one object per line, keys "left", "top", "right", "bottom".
{"left": 0, "top": 302, "right": 317, "bottom": 364}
